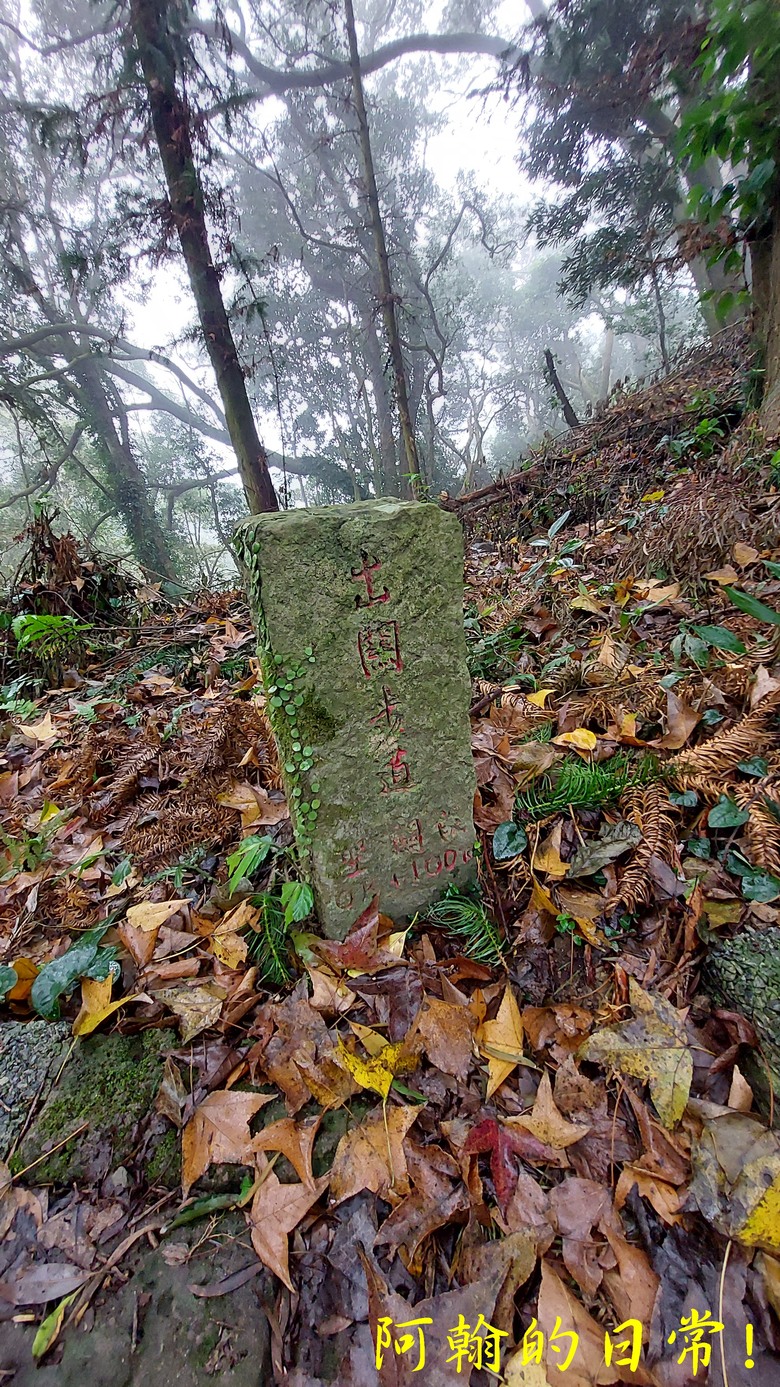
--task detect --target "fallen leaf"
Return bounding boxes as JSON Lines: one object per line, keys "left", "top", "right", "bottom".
{"left": 329, "top": 1103, "right": 419, "bottom": 1202}
{"left": 18, "top": 713, "right": 56, "bottom": 742}
{"left": 537, "top": 1260, "right": 619, "bottom": 1386}
{"left": 248, "top": 1161, "right": 328, "bottom": 1290}
{"left": 690, "top": 1109, "right": 780, "bottom": 1253}
{"left": 252, "top": 1114, "right": 320, "bottom": 1185}
{"left": 566, "top": 820, "right": 642, "bottom": 878}
{"left": 506, "top": 1072, "right": 590, "bottom": 1150}
{"left": 155, "top": 980, "right": 227, "bottom": 1043}
{"left": 705, "top": 564, "right": 740, "bottom": 585}
{"left": 182, "top": 1088, "right": 274, "bottom": 1196}
{"left": 374, "top": 1142, "right": 468, "bottom": 1267}
{"left": 72, "top": 975, "right": 137, "bottom": 1037}
{"left": 463, "top": 1116, "right": 561, "bottom": 1214}
{"left": 533, "top": 821, "right": 569, "bottom": 878}
{"left": 126, "top": 898, "right": 189, "bottom": 932}
{"left": 477, "top": 984, "right": 525, "bottom": 1098}
{"left": 553, "top": 727, "right": 598, "bottom": 754}
{"left": 210, "top": 915, "right": 249, "bottom": 970}
{"left": 526, "top": 688, "right": 554, "bottom": 708}
{"left": 653, "top": 689, "right": 701, "bottom": 749}
{"left": 315, "top": 896, "right": 400, "bottom": 974}
{"left": 734, "top": 541, "right": 759, "bottom": 566}
{"left": 155, "top": 1056, "right": 188, "bottom": 1127}
{"left": 416, "top": 996, "right": 475, "bottom": 1081}
{"left": 335, "top": 1037, "right": 414, "bottom": 1101}
{"left": 579, "top": 978, "right": 692, "bottom": 1128}
{"left": 6, "top": 956, "right": 38, "bottom": 1003}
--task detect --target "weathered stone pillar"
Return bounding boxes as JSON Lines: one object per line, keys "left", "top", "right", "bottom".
{"left": 235, "top": 500, "right": 476, "bottom": 937}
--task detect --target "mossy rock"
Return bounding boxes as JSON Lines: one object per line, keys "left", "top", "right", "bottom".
{"left": 13, "top": 1028, "right": 175, "bottom": 1184}
{"left": 0, "top": 1020, "right": 70, "bottom": 1161}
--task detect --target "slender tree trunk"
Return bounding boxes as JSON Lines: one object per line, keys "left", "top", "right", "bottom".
{"left": 129, "top": 0, "right": 278, "bottom": 514}
{"left": 756, "top": 202, "right": 780, "bottom": 434}
{"left": 344, "top": 0, "right": 420, "bottom": 498}
{"left": 363, "top": 319, "right": 399, "bottom": 494}
{"left": 544, "top": 349, "right": 580, "bottom": 428}
{"left": 598, "top": 327, "right": 614, "bottom": 401}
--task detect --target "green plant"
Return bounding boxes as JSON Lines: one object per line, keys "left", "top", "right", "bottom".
{"left": 12, "top": 612, "right": 91, "bottom": 657}
{"left": 516, "top": 752, "right": 656, "bottom": 824}
{"left": 244, "top": 891, "right": 292, "bottom": 986}
{"left": 555, "top": 912, "right": 583, "bottom": 944}
{"left": 421, "top": 886, "right": 505, "bottom": 967}
{"left": 464, "top": 612, "right": 528, "bottom": 682}
{"left": 0, "top": 807, "right": 70, "bottom": 879}
{"left": 265, "top": 649, "right": 319, "bottom": 852}
{"left": 225, "top": 835, "right": 275, "bottom": 895}
{"left": 0, "top": 677, "right": 37, "bottom": 720}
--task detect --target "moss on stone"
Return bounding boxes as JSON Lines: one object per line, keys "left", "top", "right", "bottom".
{"left": 16, "top": 1028, "right": 175, "bottom": 1185}
{"left": 146, "top": 1127, "right": 181, "bottom": 1187}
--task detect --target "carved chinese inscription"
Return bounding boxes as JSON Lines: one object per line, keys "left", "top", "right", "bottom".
{"left": 235, "top": 499, "right": 477, "bottom": 938}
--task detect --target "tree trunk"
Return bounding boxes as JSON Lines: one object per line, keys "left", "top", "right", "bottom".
{"left": 705, "top": 925, "right": 780, "bottom": 1115}
{"left": 75, "top": 360, "right": 176, "bottom": 579}
{"left": 128, "top": 0, "right": 278, "bottom": 514}
{"left": 544, "top": 349, "right": 580, "bottom": 429}
{"left": 755, "top": 202, "right": 780, "bottom": 435}
{"left": 363, "top": 319, "right": 399, "bottom": 494}
{"left": 598, "top": 327, "right": 614, "bottom": 401}
{"left": 344, "top": 0, "right": 420, "bottom": 498}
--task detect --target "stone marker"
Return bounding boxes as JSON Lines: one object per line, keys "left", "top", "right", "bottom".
{"left": 235, "top": 499, "right": 476, "bottom": 937}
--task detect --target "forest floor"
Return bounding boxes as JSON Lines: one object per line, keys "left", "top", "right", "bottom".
{"left": 2, "top": 328, "right": 780, "bottom": 1385}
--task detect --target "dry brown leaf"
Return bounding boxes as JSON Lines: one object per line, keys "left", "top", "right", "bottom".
{"left": 248, "top": 1161, "right": 328, "bottom": 1291}
{"left": 537, "top": 1260, "right": 619, "bottom": 1386}
{"left": 155, "top": 980, "right": 227, "bottom": 1043}
{"left": 506, "top": 1072, "right": 590, "bottom": 1150}
{"left": 579, "top": 978, "right": 692, "bottom": 1128}
{"left": 329, "top": 1103, "right": 419, "bottom": 1203}
{"left": 18, "top": 712, "right": 56, "bottom": 742}
{"left": 181, "top": 1088, "right": 273, "bottom": 1196}
{"left": 654, "top": 689, "right": 700, "bottom": 750}
{"left": 614, "top": 1166, "right": 683, "bottom": 1224}
{"left": 126, "top": 898, "right": 189, "bottom": 933}
{"left": 734, "top": 541, "right": 759, "bottom": 566}
{"left": 252, "top": 1114, "right": 320, "bottom": 1185}
{"left": 306, "top": 965, "right": 356, "bottom": 1014}
{"left": 477, "top": 984, "right": 525, "bottom": 1099}
{"left": 705, "top": 564, "right": 740, "bottom": 585}
{"left": 416, "top": 996, "right": 475, "bottom": 1081}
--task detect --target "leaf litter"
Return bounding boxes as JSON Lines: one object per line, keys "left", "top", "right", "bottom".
{"left": 2, "top": 360, "right": 780, "bottom": 1379}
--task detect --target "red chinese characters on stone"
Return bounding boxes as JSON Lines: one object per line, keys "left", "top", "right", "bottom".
{"left": 392, "top": 818, "right": 424, "bottom": 854}
{"left": 358, "top": 620, "right": 403, "bottom": 678}
{"left": 351, "top": 553, "right": 390, "bottom": 608}
{"left": 370, "top": 683, "right": 405, "bottom": 734}
{"left": 341, "top": 841, "right": 368, "bottom": 879}
{"left": 380, "top": 747, "right": 412, "bottom": 793}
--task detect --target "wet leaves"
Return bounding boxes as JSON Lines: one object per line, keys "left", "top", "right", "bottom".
{"left": 579, "top": 980, "right": 693, "bottom": 1128}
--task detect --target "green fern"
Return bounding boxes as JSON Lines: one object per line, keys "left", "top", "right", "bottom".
{"left": 517, "top": 751, "right": 658, "bottom": 823}
{"left": 244, "top": 892, "right": 292, "bottom": 986}
{"left": 422, "top": 887, "right": 505, "bottom": 967}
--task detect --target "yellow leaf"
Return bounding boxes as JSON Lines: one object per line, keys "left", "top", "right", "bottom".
{"left": 18, "top": 713, "right": 56, "bottom": 742}
{"left": 210, "top": 904, "right": 251, "bottom": 968}
{"left": 32, "top": 1292, "right": 79, "bottom": 1360}
{"left": 530, "top": 877, "right": 557, "bottom": 916}
{"left": 553, "top": 727, "right": 597, "bottom": 753}
{"left": 578, "top": 978, "right": 692, "bottom": 1127}
{"left": 125, "top": 898, "right": 190, "bottom": 932}
{"left": 639, "top": 580, "right": 680, "bottom": 605}
{"left": 348, "top": 1021, "right": 389, "bottom": 1057}
{"left": 72, "top": 975, "right": 137, "bottom": 1037}
{"left": 155, "top": 981, "right": 227, "bottom": 1043}
{"left": 477, "top": 984, "right": 525, "bottom": 1099}
{"left": 570, "top": 593, "right": 605, "bottom": 616}
{"left": 532, "top": 822, "right": 568, "bottom": 879}
{"left": 386, "top": 928, "right": 409, "bottom": 956}
{"left": 691, "top": 1111, "right": 780, "bottom": 1253}
{"left": 704, "top": 564, "right": 740, "bottom": 586}
{"left": 7, "top": 956, "right": 38, "bottom": 1003}
{"left": 526, "top": 688, "right": 554, "bottom": 708}
{"left": 39, "top": 799, "right": 60, "bottom": 823}
{"left": 641, "top": 489, "right": 664, "bottom": 502}
{"left": 335, "top": 1038, "right": 411, "bottom": 1101}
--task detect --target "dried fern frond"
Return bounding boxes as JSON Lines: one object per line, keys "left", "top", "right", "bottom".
{"left": 670, "top": 772, "right": 735, "bottom": 802}
{"left": 734, "top": 783, "right": 780, "bottom": 873}
{"left": 672, "top": 688, "right": 780, "bottom": 781}
{"left": 89, "top": 744, "right": 159, "bottom": 823}
{"left": 612, "top": 784, "right": 679, "bottom": 910}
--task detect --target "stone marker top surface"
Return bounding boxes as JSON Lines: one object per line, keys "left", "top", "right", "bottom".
{"left": 235, "top": 499, "right": 476, "bottom": 937}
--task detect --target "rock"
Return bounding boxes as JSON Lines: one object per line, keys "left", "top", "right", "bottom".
{"left": 0, "top": 1020, "right": 70, "bottom": 1162}
{"left": 0, "top": 1216, "right": 272, "bottom": 1386}
{"left": 235, "top": 499, "right": 476, "bottom": 937}
{"left": 12, "top": 1029, "right": 175, "bottom": 1184}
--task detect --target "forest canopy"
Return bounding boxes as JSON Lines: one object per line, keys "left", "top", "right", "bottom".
{"left": 0, "top": 0, "right": 777, "bottom": 581}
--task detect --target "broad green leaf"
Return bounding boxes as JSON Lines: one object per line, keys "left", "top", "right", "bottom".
{"left": 0, "top": 964, "right": 18, "bottom": 1001}
{"left": 738, "top": 756, "right": 769, "bottom": 777}
{"left": 691, "top": 623, "right": 746, "bottom": 654}
{"left": 30, "top": 925, "right": 115, "bottom": 1020}
{"left": 708, "top": 795, "right": 749, "bottom": 830}
{"left": 670, "top": 789, "right": 698, "bottom": 807}
{"left": 741, "top": 870, "right": 780, "bottom": 903}
{"left": 547, "top": 508, "right": 571, "bottom": 539}
{"left": 492, "top": 820, "right": 528, "bottom": 861}
{"left": 32, "top": 1292, "right": 79, "bottom": 1360}
{"left": 724, "top": 586, "right": 780, "bottom": 626}
{"left": 280, "top": 881, "right": 314, "bottom": 926}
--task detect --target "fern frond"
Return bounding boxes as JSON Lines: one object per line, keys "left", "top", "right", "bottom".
{"left": 423, "top": 887, "right": 505, "bottom": 967}
{"left": 244, "top": 892, "right": 292, "bottom": 987}
{"left": 672, "top": 688, "right": 780, "bottom": 781}
{"left": 611, "top": 784, "right": 678, "bottom": 910}
{"left": 517, "top": 752, "right": 657, "bottom": 822}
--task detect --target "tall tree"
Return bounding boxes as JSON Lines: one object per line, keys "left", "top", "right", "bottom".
{"left": 127, "top": 0, "right": 278, "bottom": 513}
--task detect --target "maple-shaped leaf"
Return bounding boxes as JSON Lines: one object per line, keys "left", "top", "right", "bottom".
{"left": 329, "top": 1103, "right": 419, "bottom": 1203}
{"left": 477, "top": 984, "right": 527, "bottom": 1098}
{"left": 248, "top": 1160, "right": 328, "bottom": 1291}
{"left": 181, "top": 1089, "right": 274, "bottom": 1196}
{"left": 314, "top": 897, "right": 400, "bottom": 975}
{"left": 578, "top": 978, "right": 692, "bottom": 1128}
{"left": 463, "top": 1117, "right": 559, "bottom": 1215}
{"left": 505, "top": 1072, "right": 590, "bottom": 1150}
{"left": 252, "top": 1114, "right": 320, "bottom": 1185}
{"left": 335, "top": 1037, "right": 416, "bottom": 1102}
